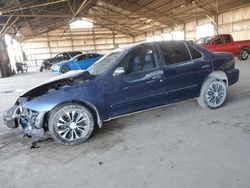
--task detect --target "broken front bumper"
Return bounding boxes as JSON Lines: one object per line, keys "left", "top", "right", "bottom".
{"left": 3, "top": 105, "right": 45, "bottom": 138}
{"left": 3, "top": 105, "right": 19, "bottom": 128}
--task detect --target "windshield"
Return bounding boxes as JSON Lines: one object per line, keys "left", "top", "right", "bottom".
{"left": 88, "top": 51, "right": 123, "bottom": 76}
{"left": 196, "top": 37, "right": 212, "bottom": 45}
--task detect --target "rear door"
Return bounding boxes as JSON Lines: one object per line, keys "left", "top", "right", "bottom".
{"left": 222, "top": 34, "right": 240, "bottom": 56}
{"left": 157, "top": 41, "right": 211, "bottom": 102}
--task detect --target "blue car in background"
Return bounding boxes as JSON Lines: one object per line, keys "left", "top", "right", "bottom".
{"left": 52, "top": 53, "right": 103, "bottom": 74}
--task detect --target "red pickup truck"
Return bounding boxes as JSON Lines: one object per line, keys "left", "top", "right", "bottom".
{"left": 196, "top": 34, "right": 250, "bottom": 61}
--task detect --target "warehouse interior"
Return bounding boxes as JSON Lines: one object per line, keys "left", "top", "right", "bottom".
{"left": 0, "top": 1, "right": 250, "bottom": 188}
{"left": 0, "top": 0, "right": 250, "bottom": 71}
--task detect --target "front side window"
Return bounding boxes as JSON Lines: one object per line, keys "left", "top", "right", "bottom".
{"left": 188, "top": 46, "right": 203, "bottom": 60}
{"left": 88, "top": 51, "right": 123, "bottom": 76}
{"left": 196, "top": 37, "right": 212, "bottom": 45}
{"left": 213, "top": 36, "right": 224, "bottom": 45}
{"left": 124, "top": 45, "right": 156, "bottom": 74}
{"left": 159, "top": 42, "right": 191, "bottom": 65}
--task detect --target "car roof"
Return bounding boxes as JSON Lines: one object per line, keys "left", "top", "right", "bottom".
{"left": 114, "top": 41, "right": 190, "bottom": 51}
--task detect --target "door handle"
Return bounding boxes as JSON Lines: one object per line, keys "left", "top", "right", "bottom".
{"left": 151, "top": 74, "right": 163, "bottom": 80}
{"left": 125, "top": 70, "right": 164, "bottom": 83}
{"left": 146, "top": 70, "right": 164, "bottom": 80}
{"left": 202, "top": 64, "right": 210, "bottom": 69}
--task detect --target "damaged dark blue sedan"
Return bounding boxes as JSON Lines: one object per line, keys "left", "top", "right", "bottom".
{"left": 3, "top": 41, "right": 239, "bottom": 145}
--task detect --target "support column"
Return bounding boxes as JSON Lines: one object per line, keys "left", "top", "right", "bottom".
{"left": 69, "top": 28, "right": 74, "bottom": 51}
{"left": 93, "top": 27, "right": 96, "bottom": 52}
{"left": 112, "top": 31, "right": 115, "bottom": 48}
{"left": 214, "top": 14, "right": 219, "bottom": 34}
{"left": 46, "top": 32, "right": 52, "bottom": 58}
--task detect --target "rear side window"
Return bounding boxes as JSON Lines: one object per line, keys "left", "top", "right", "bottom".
{"left": 223, "top": 35, "right": 232, "bottom": 43}
{"left": 159, "top": 42, "right": 191, "bottom": 65}
{"left": 188, "top": 46, "right": 203, "bottom": 60}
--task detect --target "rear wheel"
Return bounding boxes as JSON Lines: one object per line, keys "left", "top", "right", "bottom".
{"left": 239, "top": 48, "right": 249, "bottom": 61}
{"left": 60, "top": 65, "right": 70, "bottom": 74}
{"left": 198, "top": 77, "right": 227, "bottom": 109}
{"left": 48, "top": 104, "right": 94, "bottom": 145}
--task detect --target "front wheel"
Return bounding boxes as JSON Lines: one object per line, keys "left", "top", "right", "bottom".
{"left": 198, "top": 77, "right": 227, "bottom": 109}
{"left": 60, "top": 65, "right": 70, "bottom": 74}
{"left": 48, "top": 104, "right": 95, "bottom": 145}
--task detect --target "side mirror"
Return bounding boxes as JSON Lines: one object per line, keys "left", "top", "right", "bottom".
{"left": 113, "top": 67, "right": 125, "bottom": 77}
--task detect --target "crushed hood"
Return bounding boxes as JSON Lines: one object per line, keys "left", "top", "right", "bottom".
{"left": 17, "top": 70, "right": 94, "bottom": 104}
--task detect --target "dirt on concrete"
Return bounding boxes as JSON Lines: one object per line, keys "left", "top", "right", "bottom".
{"left": 0, "top": 61, "right": 250, "bottom": 188}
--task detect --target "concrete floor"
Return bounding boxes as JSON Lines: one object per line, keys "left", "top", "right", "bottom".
{"left": 0, "top": 60, "right": 250, "bottom": 188}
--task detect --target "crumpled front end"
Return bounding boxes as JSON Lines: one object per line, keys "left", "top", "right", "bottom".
{"left": 3, "top": 105, "right": 19, "bottom": 128}
{"left": 3, "top": 97, "right": 45, "bottom": 139}
{"left": 3, "top": 70, "right": 97, "bottom": 139}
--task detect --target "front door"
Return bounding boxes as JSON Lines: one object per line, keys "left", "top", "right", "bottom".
{"left": 104, "top": 44, "right": 166, "bottom": 118}
{"left": 211, "top": 35, "right": 226, "bottom": 52}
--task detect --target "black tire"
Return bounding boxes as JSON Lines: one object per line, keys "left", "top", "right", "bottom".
{"left": 48, "top": 103, "right": 94, "bottom": 145}
{"left": 198, "top": 77, "right": 227, "bottom": 109}
{"left": 239, "top": 48, "right": 249, "bottom": 61}
{"left": 60, "top": 65, "right": 70, "bottom": 74}
{"left": 40, "top": 66, "right": 44, "bottom": 72}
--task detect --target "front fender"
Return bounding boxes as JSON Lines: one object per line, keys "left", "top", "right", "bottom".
{"left": 22, "top": 83, "right": 106, "bottom": 121}
{"left": 23, "top": 89, "right": 77, "bottom": 112}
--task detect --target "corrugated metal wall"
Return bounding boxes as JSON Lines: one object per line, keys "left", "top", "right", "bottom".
{"left": 218, "top": 6, "right": 250, "bottom": 40}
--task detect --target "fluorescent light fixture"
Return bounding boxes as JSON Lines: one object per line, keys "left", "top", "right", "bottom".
{"left": 70, "top": 18, "right": 93, "bottom": 29}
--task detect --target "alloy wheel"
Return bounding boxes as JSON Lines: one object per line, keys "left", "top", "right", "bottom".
{"left": 206, "top": 81, "right": 226, "bottom": 108}
{"left": 241, "top": 50, "right": 249, "bottom": 60}
{"left": 55, "top": 110, "right": 90, "bottom": 141}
